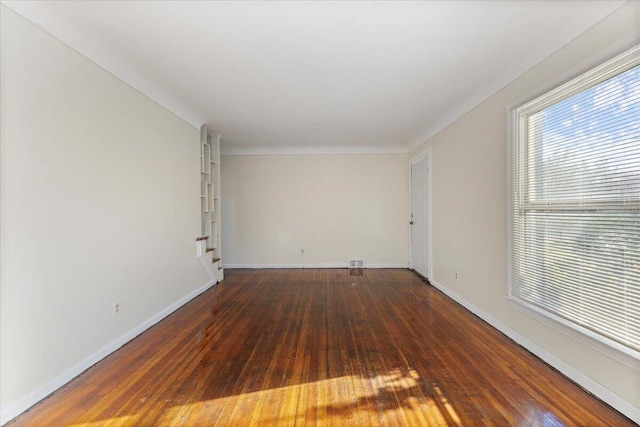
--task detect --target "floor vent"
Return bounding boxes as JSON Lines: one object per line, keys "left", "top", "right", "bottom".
{"left": 348, "top": 258, "right": 365, "bottom": 276}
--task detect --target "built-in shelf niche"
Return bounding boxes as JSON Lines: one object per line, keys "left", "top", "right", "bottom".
{"left": 199, "top": 125, "right": 223, "bottom": 281}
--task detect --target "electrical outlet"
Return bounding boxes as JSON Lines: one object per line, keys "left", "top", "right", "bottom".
{"left": 113, "top": 302, "right": 120, "bottom": 317}
{"left": 455, "top": 272, "right": 460, "bottom": 282}
{"left": 301, "top": 249, "right": 305, "bottom": 255}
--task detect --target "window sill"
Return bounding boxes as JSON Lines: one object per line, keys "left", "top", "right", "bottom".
{"left": 506, "top": 295, "right": 640, "bottom": 368}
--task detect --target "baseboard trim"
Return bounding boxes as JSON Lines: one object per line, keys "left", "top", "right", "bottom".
{"left": 0, "top": 279, "right": 217, "bottom": 426}
{"left": 222, "top": 263, "right": 409, "bottom": 269}
{"left": 428, "top": 279, "right": 640, "bottom": 424}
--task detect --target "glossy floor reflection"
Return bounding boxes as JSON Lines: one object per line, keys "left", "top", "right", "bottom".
{"left": 9, "top": 269, "right": 633, "bottom": 426}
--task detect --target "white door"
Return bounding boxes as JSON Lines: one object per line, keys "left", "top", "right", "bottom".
{"left": 411, "top": 157, "right": 429, "bottom": 278}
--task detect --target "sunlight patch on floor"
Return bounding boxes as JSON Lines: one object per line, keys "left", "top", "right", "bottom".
{"left": 69, "top": 414, "right": 140, "bottom": 426}
{"left": 158, "top": 369, "right": 458, "bottom": 425}
{"left": 433, "top": 384, "right": 461, "bottom": 425}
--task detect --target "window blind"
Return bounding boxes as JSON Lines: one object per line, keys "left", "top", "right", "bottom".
{"left": 510, "top": 45, "right": 640, "bottom": 356}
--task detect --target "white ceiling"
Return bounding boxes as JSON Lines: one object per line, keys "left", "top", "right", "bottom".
{"left": 3, "top": 1, "right": 626, "bottom": 154}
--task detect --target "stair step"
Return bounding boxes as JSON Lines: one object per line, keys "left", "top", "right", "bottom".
{"left": 212, "top": 257, "right": 221, "bottom": 263}
{"left": 195, "top": 236, "right": 209, "bottom": 241}
{"left": 206, "top": 247, "right": 215, "bottom": 252}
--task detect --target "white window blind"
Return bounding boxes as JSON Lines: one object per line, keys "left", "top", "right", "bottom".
{"left": 509, "top": 45, "right": 640, "bottom": 357}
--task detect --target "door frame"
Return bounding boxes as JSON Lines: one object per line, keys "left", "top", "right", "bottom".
{"left": 409, "top": 147, "right": 433, "bottom": 280}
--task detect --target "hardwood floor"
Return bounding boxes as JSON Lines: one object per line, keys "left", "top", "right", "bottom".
{"left": 9, "top": 269, "right": 633, "bottom": 426}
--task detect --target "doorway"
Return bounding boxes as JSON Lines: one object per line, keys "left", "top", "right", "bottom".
{"left": 411, "top": 154, "right": 430, "bottom": 278}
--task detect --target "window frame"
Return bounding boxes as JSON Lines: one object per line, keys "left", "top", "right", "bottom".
{"left": 507, "top": 44, "right": 640, "bottom": 360}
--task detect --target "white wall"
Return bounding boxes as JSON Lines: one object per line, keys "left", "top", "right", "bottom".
{"left": 221, "top": 154, "right": 409, "bottom": 267}
{"left": 0, "top": 6, "right": 209, "bottom": 422}
{"left": 409, "top": 1, "right": 640, "bottom": 421}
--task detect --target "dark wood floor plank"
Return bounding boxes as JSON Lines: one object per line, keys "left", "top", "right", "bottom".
{"left": 7, "top": 269, "right": 634, "bottom": 426}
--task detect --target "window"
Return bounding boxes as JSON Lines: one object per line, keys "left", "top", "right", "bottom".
{"left": 509, "top": 45, "right": 640, "bottom": 357}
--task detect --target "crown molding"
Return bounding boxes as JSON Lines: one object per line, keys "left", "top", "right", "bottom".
{"left": 221, "top": 144, "right": 409, "bottom": 156}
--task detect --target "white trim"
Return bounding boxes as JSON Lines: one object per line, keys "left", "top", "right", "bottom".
{"left": 408, "top": 147, "right": 433, "bottom": 280}
{"left": 428, "top": 279, "right": 640, "bottom": 424}
{"left": 506, "top": 43, "right": 640, "bottom": 361}
{"left": 504, "top": 34, "right": 639, "bottom": 217}
{"left": 507, "top": 32, "right": 640, "bottom": 113}
{"left": 408, "top": 16, "right": 639, "bottom": 152}
{"left": 510, "top": 298, "right": 640, "bottom": 363}
{"left": 507, "top": 297, "right": 640, "bottom": 369}
{"left": 222, "top": 263, "right": 408, "bottom": 269}
{"left": 504, "top": 32, "right": 640, "bottom": 232}
{"left": 515, "top": 44, "right": 639, "bottom": 117}
{"left": 220, "top": 144, "right": 409, "bottom": 156}
{"left": 0, "top": 4, "right": 204, "bottom": 130}
{"left": 0, "top": 280, "right": 217, "bottom": 426}
{"left": 198, "top": 255, "right": 220, "bottom": 283}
